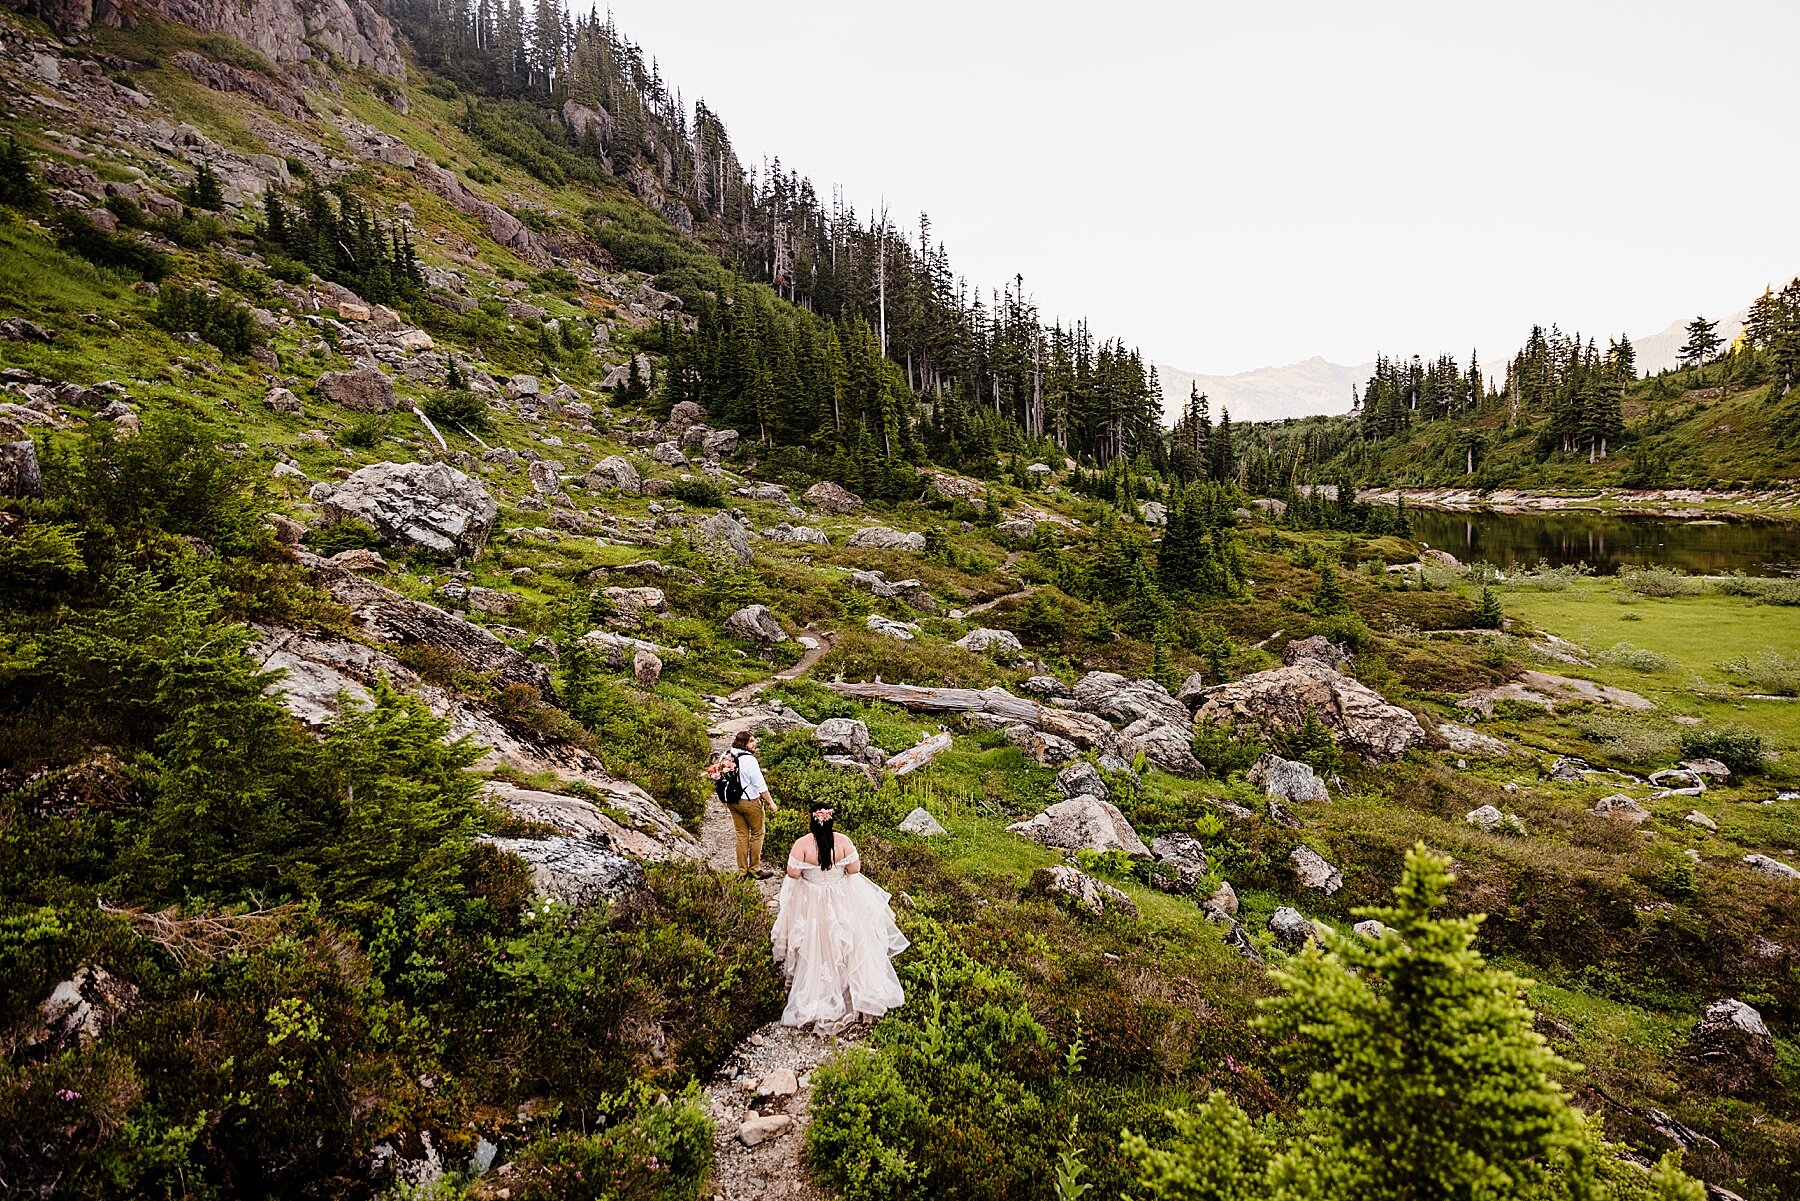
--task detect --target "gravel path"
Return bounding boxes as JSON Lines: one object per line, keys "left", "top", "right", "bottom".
{"left": 697, "top": 629, "right": 859, "bottom": 1200}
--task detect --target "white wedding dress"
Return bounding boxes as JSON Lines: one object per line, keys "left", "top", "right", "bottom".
{"left": 770, "top": 839, "right": 909, "bottom": 1030}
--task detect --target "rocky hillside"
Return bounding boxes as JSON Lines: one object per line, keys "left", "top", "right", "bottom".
{"left": 1, "top": 5, "right": 1797, "bottom": 1200}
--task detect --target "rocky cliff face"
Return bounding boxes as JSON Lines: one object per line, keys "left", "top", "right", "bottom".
{"left": 6, "top": 0, "right": 404, "bottom": 78}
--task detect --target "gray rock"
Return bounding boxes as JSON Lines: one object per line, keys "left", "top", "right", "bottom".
{"left": 1073, "top": 671, "right": 1188, "bottom": 726}
{"left": 1742, "top": 854, "right": 1799, "bottom": 880}
{"left": 314, "top": 365, "right": 398, "bottom": 412}
{"left": 899, "top": 807, "right": 947, "bottom": 836}
{"left": 504, "top": 374, "right": 541, "bottom": 398}
{"left": 1354, "top": 919, "right": 1393, "bottom": 940}
{"left": 1022, "top": 675, "right": 1072, "bottom": 698}
{"left": 1138, "top": 500, "right": 1168, "bottom": 526}
{"left": 651, "top": 440, "right": 688, "bottom": 466}
{"left": 1685, "top": 810, "right": 1718, "bottom": 831}
{"left": 322, "top": 461, "right": 497, "bottom": 557}
{"left": 848, "top": 526, "right": 926, "bottom": 552}
{"left": 1283, "top": 636, "right": 1351, "bottom": 670}
{"left": 1223, "top": 920, "right": 1265, "bottom": 964}
{"left": 1033, "top": 864, "right": 1139, "bottom": 918}
{"left": 849, "top": 570, "right": 936, "bottom": 612}
{"left": 955, "top": 627, "right": 1023, "bottom": 655}
{"left": 1589, "top": 794, "right": 1650, "bottom": 823}
{"left": 816, "top": 718, "right": 871, "bottom": 756}
{"left": 1680, "top": 758, "right": 1731, "bottom": 780}
{"left": 997, "top": 517, "right": 1038, "bottom": 540}
{"left": 264, "top": 386, "right": 304, "bottom": 413}
{"left": 701, "top": 428, "right": 739, "bottom": 457}
{"left": 1692, "top": 997, "right": 1777, "bottom": 1092}
{"left": 585, "top": 455, "right": 642, "bottom": 494}
{"left": 602, "top": 585, "right": 667, "bottom": 622}
{"left": 30, "top": 965, "right": 138, "bottom": 1052}
{"left": 756, "top": 1068, "right": 799, "bottom": 1099}
{"left": 1248, "top": 753, "right": 1331, "bottom": 803}
{"left": 1005, "top": 724, "right": 1080, "bottom": 766}
{"left": 0, "top": 440, "right": 43, "bottom": 498}
{"left": 1651, "top": 767, "right": 1706, "bottom": 792}
{"left": 865, "top": 614, "right": 918, "bottom": 640}
{"left": 762, "top": 522, "right": 829, "bottom": 545}
{"left": 1008, "top": 795, "right": 1150, "bottom": 858}
{"left": 1269, "top": 906, "right": 1325, "bottom": 950}
{"left": 1176, "top": 671, "right": 1211, "bottom": 707}
{"left": 526, "top": 458, "right": 563, "bottom": 497}
{"left": 802, "top": 480, "right": 862, "bottom": 514}
{"left": 1466, "top": 804, "right": 1505, "bottom": 830}
{"left": 632, "top": 648, "right": 662, "bottom": 688}
{"left": 737, "top": 1113, "right": 794, "bottom": 1147}
{"left": 724, "top": 604, "right": 788, "bottom": 643}
{"left": 1120, "top": 717, "right": 1204, "bottom": 776}
{"left": 1438, "top": 722, "right": 1512, "bottom": 756}
{"left": 1150, "top": 833, "right": 1209, "bottom": 893}
{"left": 0, "top": 317, "right": 54, "bottom": 342}
{"left": 698, "top": 511, "right": 754, "bottom": 563}
{"left": 1202, "top": 881, "right": 1239, "bottom": 922}
{"left": 1054, "top": 759, "right": 1108, "bottom": 801}
{"left": 479, "top": 834, "right": 644, "bottom": 906}
{"left": 1289, "top": 845, "right": 1343, "bottom": 893}
{"left": 1194, "top": 659, "right": 1427, "bottom": 762}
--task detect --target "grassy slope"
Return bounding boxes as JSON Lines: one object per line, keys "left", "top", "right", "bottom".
{"left": 3, "top": 12, "right": 1799, "bottom": 1196}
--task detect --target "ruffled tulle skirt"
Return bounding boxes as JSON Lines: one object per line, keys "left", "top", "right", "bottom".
{"left": 770, "top": 870, "right": 909, "bottom": 1030}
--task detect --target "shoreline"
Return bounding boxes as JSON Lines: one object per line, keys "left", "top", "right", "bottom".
{"left": 1354, "top": 486, "right": 1800, "bottom": 522}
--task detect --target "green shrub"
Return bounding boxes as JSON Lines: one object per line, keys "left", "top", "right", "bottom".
{"left": 153, "top": 285, "right": 261, "bottom": 355}
{"left": 340, "top": 413, "right": 393, "bottom": 448}
{"left": 55, "top": 212, "right": 171, "bottom": 280}
{"left": 422, "top": 386, "right": 492, "bottom": 433}
{"left": 1707, "top": 573, "right": 1800, "bottom": 605}
{"left": 1716, "top": 651, "right": 1800, "bottom": 696}
{"left": 1677, "top": 725, "right": 1766, "bottom": 776}
{"left": 1594, "top": 641, "right": 1671, "bottom": 673}
{"left": 1192, "top": 719, "right": 1263, "bottom": 779}
{"left": 667, "top": 477, "right": 725, "bottom": 508}
{"left": 1620, "top": 566, "right": 1703, "bottom": 597}
{"left": 508, "top": 1082, "right": 713, "bottom": 1201}
{"left": 807, "top": 1046, "right": 925, "bottom": 1199}
{"left": 562, "top": 649, "right": 711, "bottom": 824}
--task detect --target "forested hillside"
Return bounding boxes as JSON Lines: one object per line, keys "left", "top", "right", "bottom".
{"left": 1, "top": 2, "right": 1797, "bottom": 1200}
{"left": 1240, "top": 288, "right": 1800, "bottom": 493}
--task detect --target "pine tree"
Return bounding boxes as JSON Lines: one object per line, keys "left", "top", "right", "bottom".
{"left": 1678, "top": 315, "right": 1723, "bottom": 380}
{"left": 185, "top": 160, "right": 224, "bottom": 210}
{"left": 1475, "top": 585, "right": 1504, "bottom": 629}
{"left": 0, "top": 131, "right": 42, "bottom": 207}
{"left": 1313, "top": 562, "right": 1347, "bottom": 615}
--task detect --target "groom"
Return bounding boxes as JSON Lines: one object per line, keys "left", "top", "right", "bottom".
{"left": 725, "top": 729, "right": 780, "bottom": 878}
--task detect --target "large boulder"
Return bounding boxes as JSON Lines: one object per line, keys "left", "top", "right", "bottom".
{"left": 1055, "top": 759, "right": 1108, "bottom": 801}
{"left": 848, "top": 526, "right": 926, "bottom": 552}
{"left": 1283, "top": 636, "right": 1351, "bottom": 670}
{"left": 602, "top": 586, "right": 667, "bottom": 624}
{"left": 1438, "top": 722, "right": 1512, "bottom": 756}
{"left": 31, "top": 964, "right": 138, "bottom": 1052}
{"left": 1006, "top": 724, "right": 1080, "bottom": 766}
{"left": 314, "top": 365, "right": 399, "bottom": 412}
{"left": 483, "top": 781, "right": 699, "bottom": 864}
{"left": 724, "top": 604, "right": 788, "bottom": 643}
{"left": 1247, "top": 753, "right": 1331, "bottom": 803}
{"left": 815, "top": 718, "right": 871, "bottom": 757}
{"left": 1289, "top": 845, "right": 1343, "bottom": 894}
{"left": 1270, "top": 907, "right": 1327, "bottom": 950}
{"left": 1073, "top": 671, "right": 1188, "bottom": 727}
{"left": 1588, "top": 794, "right": 1650, "bottom": 823}
{"left": 1193, "top": 659, "right": 1428, "bottom": 761}
{"left": 322, "top": 461, "right": 498, "bottom": 558}
{"left": 1008, "top": 795, "right": 1149, "bottom": 857}
{"left": 586, "top": 455, "right": 641, "bottom": 494}
{"left": 1120, "top": 717, "right": 1204, "bottom": 776}
{"left": 899, "top": 807, "right": 947, "bottom": 836}
{"left": 1743, "top": 854, "right": 1800, "bottom": 880}
{"left": 698, "top": 511, "right": 754, "bottom": 563}
{"left": 865, "top": 614, "right": 919, "bottom": 640}
{"left": 850, "top": 570, "right": 935, "bottom": 611}
{"left": 0, "top": 440, "right": 43, "bottom": 498}
{"left": 1032, "top": 865, "right": 1138, "bottom": 918}
{"left": 1689, "top": 997, "right": 1776, "bottom": 1093}
{"left": 1149, "top": 833, "right": 1209, "bottom": 894}
{"left": 762, "top": 522, "right": 829, "bottom": 545}
{"left": 803, "top": 480, "right": 862, "bottom": 515}
{"left": 955, "top": 627, "right": 1023, "bottom": 655}
{"left": 481, "top": 834, "right": 644, "bottom": 906}
{"left": 1036, "top": 708, "right": 1123, "bottom": 756}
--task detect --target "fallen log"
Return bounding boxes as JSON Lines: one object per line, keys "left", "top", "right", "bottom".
{"left": 823, "top": 681, "right": 1041, "bottom": 726}
{"left": 885, "top": 731, "right": 952, "bottom": 777}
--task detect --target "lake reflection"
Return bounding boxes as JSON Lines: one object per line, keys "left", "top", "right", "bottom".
{"left": 1405, "top": 509, "right": 1800, "bottom": 577}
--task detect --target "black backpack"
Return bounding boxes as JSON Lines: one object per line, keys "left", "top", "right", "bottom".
{"left": 714, "top": 751, "right": 745, "bottom": 805}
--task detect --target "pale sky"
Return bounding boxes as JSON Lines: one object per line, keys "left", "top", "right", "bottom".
{"left": 591, "top": 0, "right": 1800, "bottom": 376}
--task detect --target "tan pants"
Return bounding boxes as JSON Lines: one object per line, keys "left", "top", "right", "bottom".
{"left": 726, "top": 799, "right": 766, "bottom": 873}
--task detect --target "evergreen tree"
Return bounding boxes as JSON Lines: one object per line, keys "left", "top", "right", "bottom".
{"left": 1313, "top": 562, "right": 1347, "bottom": 615}
{"left": 185, "top": 159, "right": 225, "bottom": 210}
{"left": 1678, "top": 315, "right": 1723, "bottom": 378}
{"left": 0, "top": 131, "right": 42, "bottom": 207}
{"left": 1475, "top": 585, "right": 1504, "bottom": 629}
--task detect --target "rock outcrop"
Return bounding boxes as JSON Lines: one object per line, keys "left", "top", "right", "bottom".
{"left": 1008, "top": 795, "right": 1149, "bottom": 857}
{"left": 322, "top": 461, "right": 498, "bottom": 558}
{"left": 1247, "top": 753, "right": 1330, "bottom": 802}
{"left": 954, "top": 628, "right": 1023, "bottom": 655}
{"left": 847, "top": 526, "right": 926, "bottom": 552}
{"left": 1032, "top": 865, "right": 1138, "bottom": 918}
{"left": 1688, "top": 997, "right": 1776, "bottom": 1093}
{"left": 699, "top": 512, "right": 754, "bottom": 563}
{"left": 1149, "top": 833, "right": 1209, "bottom": 893}
{"left": 314, "top": 365, "right": 399, "bottom": 412}
{"left": 481, "top": 834, "right": 644, "bottom": 905}
{"left": 1288, "top": 845, "right": 1343, "bottom": 894}
{"left": 1194, "top": 659, "right": 1427, "bottom": 761}
{"left": 802, "top": 480, "right": 861, "bottom": 514}
{"left": 31, "top": 964, "right": 138, "bottom": 1052}
{"left": 724, "top": 604, "right": 788, "bottom": 643}
{"left": 898, "top": 807, "right": 947, "bottom": 836}
{"left": 1073, "top": 671, "right": 1188, "bottom": 727}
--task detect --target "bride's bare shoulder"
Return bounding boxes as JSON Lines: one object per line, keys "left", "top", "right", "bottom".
{"left": 789, "top": 836, "right": 818, "bottom": 862}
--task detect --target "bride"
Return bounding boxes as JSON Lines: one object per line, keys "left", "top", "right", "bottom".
{"left": 769, "top": 806, "right": 909, "bottom": 1031}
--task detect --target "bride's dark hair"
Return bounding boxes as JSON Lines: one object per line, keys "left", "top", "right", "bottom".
{"left": 810, "top": 810, "right": 835, "bottom": 871}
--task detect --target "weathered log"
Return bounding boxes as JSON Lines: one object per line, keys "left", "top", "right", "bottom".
{"left": 824, "top": 682, "right": 1041, "bottom": 725}
{"left": 886, "top": 732, "right": 952, "bottom": 777}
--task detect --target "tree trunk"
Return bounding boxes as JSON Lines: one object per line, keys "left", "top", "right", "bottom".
{"left": 885, "top": 732, "right": 952, "bottom": 777}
